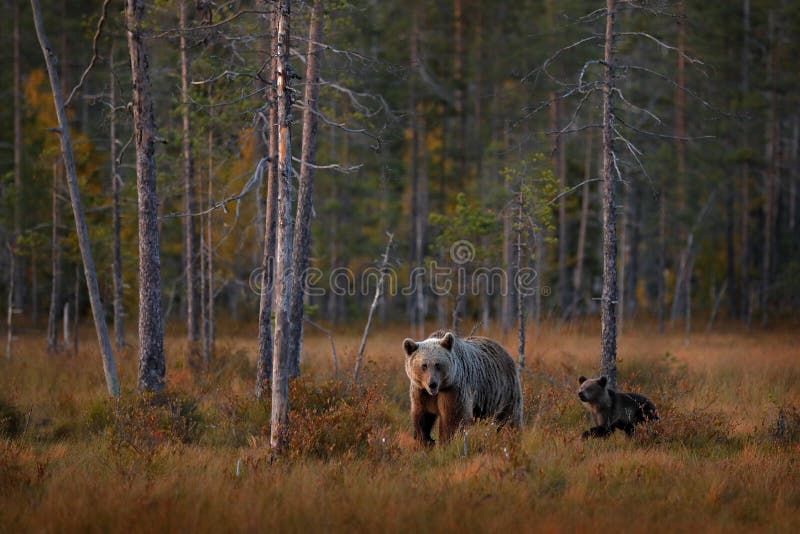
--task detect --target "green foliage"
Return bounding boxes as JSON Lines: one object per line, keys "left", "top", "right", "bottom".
{"left": 501, "top": 154, "right": 559, "bottom": 255}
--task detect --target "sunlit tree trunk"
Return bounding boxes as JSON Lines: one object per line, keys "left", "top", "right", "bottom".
{"left": 126, "top": 0, "right": 165, "bottom": 393}
{"left": 271, "top": 0, "right": 294, "bottom": 452}
{"left": 256, "top": 6, "right": 279, "bottom": 398}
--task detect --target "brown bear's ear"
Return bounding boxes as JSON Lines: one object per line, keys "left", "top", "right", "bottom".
{"left": 439, "top": 332, "right": 455, "bottom": 351}
{"left": 598, "top": 376, "right": 608, "bottom": 388}
{"left": 403, "top": 338, "right": 418, "bottom": 356}
{"left": 578, "top": 376, "right": 587, "bottom": 384}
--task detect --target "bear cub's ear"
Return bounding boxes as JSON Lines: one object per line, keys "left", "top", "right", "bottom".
{"left": 578, "top": 376, "right": 587, "bottom": 384}
{"left": 439, "top": 332, "right": 455, "bottom": 351}
{"left": 403, "top": 338, "right": 418, "bottom": 356}
{"left": 598, "top": 376, "right": 608, "bottom": 388}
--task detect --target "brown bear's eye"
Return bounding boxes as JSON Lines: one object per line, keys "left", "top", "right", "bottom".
{"left": 434, "top": 363, "right": 441, "bottom": 370}
{"left": 421, "top": 363, "right": 428, "bottom": 371}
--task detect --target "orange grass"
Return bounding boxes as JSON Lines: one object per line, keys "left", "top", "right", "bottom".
{"left": 1, "top": 320, "right": 799, "bottom": 532}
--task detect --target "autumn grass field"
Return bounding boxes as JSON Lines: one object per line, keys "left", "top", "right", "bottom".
{"left": 2, "top": 319, "right": 800, "bottom": 532}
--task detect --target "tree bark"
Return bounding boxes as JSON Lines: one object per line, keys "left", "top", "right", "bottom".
{"left": 125, "top": 0, "right": 165, "bottom": 393}
{"left": 13, "top": 0, "right": 24, "bottom": 316}
{"left": 354, "top": 233, "right": 393, "bottom": 383}
{"left": 600, "top": 0, "right": 618, "bottom": 389}
{"left": 256, "top": 6, "right": 279, "bottom": 398}
{"left": 180, "top": 0, "right": 200, "bottom": 360}
{"left": 31, "top": 0, "right": 120, "bottom": 396}
{"left": 204, "top": 120, "right": 215, "bottom": 363}
{"left": 571, "top": 127, "right": 592, "bottom": 316}
{"left": 761, "top": 9, "right": 777, "bottom": 326}
{"left": 5, "top": 246, "right": 14, "bottom": 359}
{"left": 270, "top": 0, "right": 294, "bottom": 452}
{"left": 288, "top": 0, "right": 323, "bottom": 378}
{"left": 109, "top": 41, "right": 125, "bottom": 349}
{"left": 740, "top": 0, "right": 752, "bottom": 325}
{"left": 47, "top": 163, "right": 61, "bottom": 352}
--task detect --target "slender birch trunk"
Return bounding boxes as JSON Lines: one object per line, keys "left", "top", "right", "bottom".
{"left": 47, "top": 163, "right": 61, "bottom": 352}
{"left": 180, "top": 0, "right": 200, "bottom": 360}
{"left": 109, "top": 42, "right": 125, "bottom": 348}
{"left": 31, "top": 0, "right": 119, "bottom": 396}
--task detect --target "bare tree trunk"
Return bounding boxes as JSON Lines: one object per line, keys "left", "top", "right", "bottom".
{"left": 706, "top": 279, "right": 727, "bottom": 334}
{"left": 13, "top": 0, "right": 24, "bottom": 316}
{"left": 761, "top": 9, "right": 777, "bottom": 327}
{"left": 741, "top": 0, "right": 752, "bottom": 325}
{"left": 31, "top": 249, "right": 38, "bottom": 325}
{"left": 180, "top": 0, "right": 200, "bottom": 360}
{"left": 354, "top": 233, "right": 393, "bottom": 383}
{"left": 683, "top": 239, "right": 694, "bottom": 346}
{"left": 453, "top": 0, "right": 466, "bottom": 180}
{"left": 125, "top": 0, "right": 165, "bottom": 393}
{"left": 600, "top": 0, "right": 618, "bottom": 389}
{"left": 516, "top": 187, "right": 526, "bottom": 369}
{"left": 408, "top": 8, "right": 426, "bottom": 339}
{"left": 288, "top": 0, "right": 323, "bottom": 378}
{"left": 31, "top": 0, "right": 119, "bottom": 396}
{"left": 270, "top": 0, "right": 293, "bottom": 452}
{"left": 657, "top": 185, "right": 666, "bottom": 332}
{"left": 205, "top": 125, "right": 215, "bottom": 362}
{"left": 670, "top": 0, "right": 688, "bottom": 327}
{"left": 552, "top": 100, "right": 569, "bottom": 319}
{"left": 63, "top": 301, "right": 70, "bottom": 347}
{"left": 109, "top": 41, "right": 125, "bottom": 349}
{"left": 72, "top": 263, "right": 79, "bottom": 356}
{"left": 256, "top": 7, "right": 279, "bottom": 398}
{"left": 571, "top": 128, "right": 592, "bottom": 317}
{"left": 47, "top": 163, "right": 61, "bottom": 352}
{"left": 5, "top": 246, "right": 14, "bottom": 359}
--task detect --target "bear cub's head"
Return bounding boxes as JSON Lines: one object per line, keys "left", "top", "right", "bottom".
{"left": 402, "top": 332, "right": 456, "bottom": 396}
{"left": 577, "top": 375, "right": 610, "bottom": 405}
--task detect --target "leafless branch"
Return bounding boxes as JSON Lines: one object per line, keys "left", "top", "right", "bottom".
{"left": 522, "top": 35, "right": 600, "bottom": 84}
{"left": 616, "top": 116, "right": 714, "bottom": 141}
{"left": 304, "top": 317, "right": 339, "bottom": 378}
{"left": 290, "top": 157, "right": 362, "bottom": 173}
{"left": 294, "top": 102, "right": 381, "bottom": 151}
{"left": 65, "top": 0, "right": 111, "bottom": 108}
{"left": 617, "top": 31, "right": 704, "bottom": 66}
{"left": 547, "top": 178, "right": 602, "bottom": 205}
{"left": 151, "top": 9, "right": 273, "bottom": 39}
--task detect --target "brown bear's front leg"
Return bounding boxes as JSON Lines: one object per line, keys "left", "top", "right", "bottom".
{"left": 437, "top": 391, "right": 468, "bottom": 443}
{"left": 411, "top": 387, "right": 437, "bottom": 445}
{"left": 413, "top": 410, "right": 437, "bottom": 446}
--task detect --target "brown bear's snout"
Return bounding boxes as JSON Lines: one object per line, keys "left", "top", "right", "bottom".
{"left": 578, "top": 391, "right": 588, "bottom": 402}
{"left": 428, "top": 381, "right": 439, "bottom": 394}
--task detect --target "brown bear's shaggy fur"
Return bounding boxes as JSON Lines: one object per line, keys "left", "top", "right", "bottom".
{"left": 402, "top": 330, "right": 523, "bottom": 446}
{"left": 577, "top": 375, "right": 659, "bottom": 439}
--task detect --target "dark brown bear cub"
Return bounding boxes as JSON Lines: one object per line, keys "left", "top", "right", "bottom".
{"left": 577, "top": 376, "right": 658, "bottom": 439}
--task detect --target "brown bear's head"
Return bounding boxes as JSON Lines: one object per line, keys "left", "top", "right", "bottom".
{"left": 577, "top": 375, "right": 610, "bottom": 406}
{"left": 402, "top": 332, "right": 456, "bottom": 396}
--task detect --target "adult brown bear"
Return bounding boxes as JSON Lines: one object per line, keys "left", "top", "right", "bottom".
{"left": 402, "top": 330, "right": 523, "bottom": 446}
